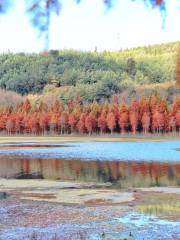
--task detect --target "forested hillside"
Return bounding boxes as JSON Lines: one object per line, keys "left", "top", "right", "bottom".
{"left": 0, "top": 42, "right": 179, "bottom": 103}
{"left": 0, "top": 42, "right": 179, "bottom": 136}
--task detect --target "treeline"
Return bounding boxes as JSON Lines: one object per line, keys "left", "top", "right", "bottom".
{"left": 0, "top": 96, "right": 179, "bottom": 135}
{"left": 0, "top": 42, "right": 178, "bottom": 102}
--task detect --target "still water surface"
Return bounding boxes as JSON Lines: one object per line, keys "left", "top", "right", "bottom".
{"left": 0, "top": 141, "right": 179, "bottom": 187}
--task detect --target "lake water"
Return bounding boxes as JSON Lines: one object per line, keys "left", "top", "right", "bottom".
{"left": 0, "top": 141, "right": 180, "bottom": 187}
{"left": 0, "top": 141, "right": 180, "bottom": 161}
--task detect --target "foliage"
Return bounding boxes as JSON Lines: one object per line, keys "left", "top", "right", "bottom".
{"left": 0, "top": 89, "right": 24, "bottom": 107}
{"left": 0, "top": 42, "right": 178, "bottom": 102}
{"left": 0, "top": 95, "right": 179, "bottom": 135}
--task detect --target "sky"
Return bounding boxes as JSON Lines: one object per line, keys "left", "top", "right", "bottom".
{"left": 0, "top": 0, "right": 179, "bottom": 53}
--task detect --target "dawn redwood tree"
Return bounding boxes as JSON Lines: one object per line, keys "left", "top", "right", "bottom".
{"left": 14, "top": 114, "right": 24, "bottom": 134}
{"left": 60, "top": 111, "right": 69, "bottom": 134}
{"left": 0, "top": 95, "right": 179, "bottom": 136}
{"left": 150, "top": 96, "right": 159, "bottom": 133}
{"left": 152, "top": 107, "right": 159, "bottom": 133}
{"left": 90, "top": 100, "right": 101, "bottom": 119}
{"left": 118, "top": 102, "right": 129, "bottom": 134}
{"left": 156, "top": 111, "right": 166, "bottom": 133}
{"left": 168, "top": 113, "right": 176, "bottom": 134}
{"left": 77, "top": 113, "right": 86, "bottom": 134}
{"left": 157, "top": 99, "right": 169, "bottom": 133}
{"left": 111, "top": 95, "right": 119, "bottom": 121}
{"left": 98, "top": 111, "right": 107, "bottom": 134}
{"left": 22, "top": 115, "right": 30, "bottom": 134}
{"left": 85, "top": 113, "right": 97, "bottom": 135}
{"left": 129, "top": 100, "right": 139, "bottom": 134}
{"left": 22, "top": 99, "right": 32, "bottom": 114}
{"left": 172, "top": 97, "right": 180, "bottom": 131}
{"left": 51, "top": 100, "right": 64, "bottom": 114}
{"left": 68, "top": 112, "right": 78, "bottom": 133}
{"left": 141, "top": 112, "right": 151, "bottom": 134}
{"left": 0, "top": 114, "right": 7, "bottom": 133}
{"left": 39, "top": 113, "right": 50, "bottom": 135}
{"left": 6, "top": 115, "right": 15, "bottom": 135}
{"left": 49, "top": 113, "right": 60, "bottom": 134}
{"left": 175, "top": 110, "right": 180, "bottom": 132}
{"left": 28, "top": 115, "right": 40, "bottom": 135}
{"left": 139, "top": 98, "right": 151, "bottom": 134}
{"left": 106, "top": 111, "right": 116, "bottom": 134}
{"left": 172, "top": 97, "right": 179, "bottom": 115}
{"left": 38, "top": 101, "right": 49, "bottom": 113}
{"left": 150, "top": 95, "right": 159, "bottom": 114}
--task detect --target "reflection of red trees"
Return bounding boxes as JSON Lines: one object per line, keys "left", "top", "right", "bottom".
{"left": 0, "top": 95, "right": 180, "bottom": 135}
{"left": 22, "top": 159, "right": 30, "bottom": 174}
{"left": 0, "top": 157, "right": 179, "bottom": 186}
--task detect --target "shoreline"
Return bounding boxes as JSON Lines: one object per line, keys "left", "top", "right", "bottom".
{"left": 0, "top": 135, "right": 180, "bottom": 144}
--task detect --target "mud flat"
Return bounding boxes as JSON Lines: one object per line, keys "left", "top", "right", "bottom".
{"left": 0, "top": 179, "right": 180, "bottom": 240}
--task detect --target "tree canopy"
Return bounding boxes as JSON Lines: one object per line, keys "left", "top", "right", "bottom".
{"left": 0, "top": 42, "right": 178, "bottom": 102}
{"left": 0, "top": 94, "right": 179, "bottom": 136}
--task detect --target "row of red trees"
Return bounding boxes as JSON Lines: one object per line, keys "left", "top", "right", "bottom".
{"left": 0, "top": 95, "right": 180, "bottom": 135}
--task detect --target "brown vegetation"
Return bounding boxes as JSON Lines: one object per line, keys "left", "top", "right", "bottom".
{"left": 0, "top": 95, "right": 179, "bottom": 136}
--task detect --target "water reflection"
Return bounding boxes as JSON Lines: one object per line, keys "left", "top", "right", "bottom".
{"left": 138, "top": 203, "right": 180, "bottom": 217}
{"left": 0, "top": 156, "right": 179, "bottom": 187}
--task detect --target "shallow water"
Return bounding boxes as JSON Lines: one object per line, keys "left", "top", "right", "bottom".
{"left": 0, "top": 212, "right": 179, "bottom": 240}
{"left": 0, "top": 141, "right": 180, "bottom": 161}
{"left": 0, "top": 157, "right": 179, "bottom": 187}
{"left": 0, "top": 141, "right": 180, "bottom": 187}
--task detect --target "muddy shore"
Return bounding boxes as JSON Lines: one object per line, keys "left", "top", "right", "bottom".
{"left": 0, "top": 179, "right": 180, "bottom": 240}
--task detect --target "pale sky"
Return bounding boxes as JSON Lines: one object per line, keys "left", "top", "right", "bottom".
{"left": 0, "top": 0, "right": 179, "bottom": 53}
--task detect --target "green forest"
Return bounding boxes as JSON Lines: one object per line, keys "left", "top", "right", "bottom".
{"left": 0, "top": 41, "right": 179, "bottom": 104}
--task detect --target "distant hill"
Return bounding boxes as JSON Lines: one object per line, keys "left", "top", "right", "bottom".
{"left": 0, "top": 41, "right": 179, "bottom": 103}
